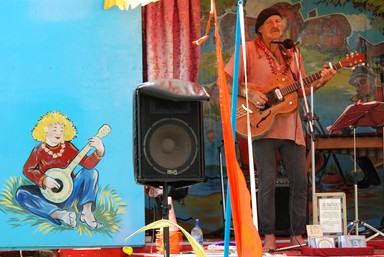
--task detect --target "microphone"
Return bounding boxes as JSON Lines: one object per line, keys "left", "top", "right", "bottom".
{"left": 272, "top": 39, "right": 299, "bottom": 49}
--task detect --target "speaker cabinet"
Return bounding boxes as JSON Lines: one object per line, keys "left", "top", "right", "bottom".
{"left": 275, "top": 187, "right": 291, "bottom": 236}
{"left": 134, "top": 79, "right": 209, "bottom": 188}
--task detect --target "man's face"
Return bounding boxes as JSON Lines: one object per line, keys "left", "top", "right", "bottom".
{"left": 259, "top": 15, "right": 284, "bottom": 41}
{"left": 351, "top": 76, "right": 373, "bottom": 97}
{"left": 45, "top": 123, "right": 64, "bottom": 146}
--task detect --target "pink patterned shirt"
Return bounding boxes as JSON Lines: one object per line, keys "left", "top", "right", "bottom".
{"left": 225, "top": 38, "right": 307, "bottom": 146}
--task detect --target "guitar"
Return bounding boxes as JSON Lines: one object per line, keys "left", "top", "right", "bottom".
{"left": 40, "top": 124, "right": 111, "bottom": 203}
{"left": 236, "top": 52, "right": 365, "bottom": 139}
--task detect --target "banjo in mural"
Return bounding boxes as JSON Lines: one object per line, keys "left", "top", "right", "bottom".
{"left": 236, "top": 52, "right": 366, "bottom": 139}
{"left": 41, "top": 124, "right": 111, "bottom": 203}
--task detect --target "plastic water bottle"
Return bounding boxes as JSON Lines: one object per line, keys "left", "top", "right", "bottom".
{"left": 191, "top": 219, "right": 204, "bottom": 247}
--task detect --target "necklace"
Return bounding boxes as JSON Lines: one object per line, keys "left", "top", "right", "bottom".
{"left": 254, "top": 39, "right": 290, "bottom": 76}
{"left": 271, "top": 46, "right": 280, "bottom": 59}
{"left": 42, "top": 143, "right": 66, "bottom": 158}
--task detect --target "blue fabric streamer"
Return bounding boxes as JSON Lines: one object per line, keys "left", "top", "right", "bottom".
{"left": 224, "top": 3, "right": 242, "bottom": 256}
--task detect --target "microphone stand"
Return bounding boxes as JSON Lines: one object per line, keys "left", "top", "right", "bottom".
{"left": 290, "top": 44, "right": 317, "bottom": 226}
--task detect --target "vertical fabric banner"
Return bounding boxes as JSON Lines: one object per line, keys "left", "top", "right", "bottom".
{"left": 203, "top": 0, "right": 263, "bottom": 256}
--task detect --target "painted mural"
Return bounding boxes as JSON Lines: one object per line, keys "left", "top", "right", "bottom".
{"left": 152, "top": 0, "right": 384, "bottom": 237}
{"left": 1, "top": 112, "right": 124, "bottom": 234}
{"left": 0, "top": 0, "right": 144, "bottom": 250}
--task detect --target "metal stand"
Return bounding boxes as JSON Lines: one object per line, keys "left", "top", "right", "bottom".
{"left": 218, "top": 141, "right": 226, "bottom": 221}
{"left": 348, "top": 128, "right": 384, "bottom": 241}
{"left": 214, "top": 141, "right": 234, "bottom": 237}
{"left": 329, "top": 102, "right": 384, "bottom": 241}
{"left": 347, "top": 128, "right": 384, "bottom": 240}
{"left": 290, "top": 43, "right": 318, "bottom": 226}
{"left": 161, "top": 182, "right": 170, "bottom": 257}
{"left": 302, "top": 103, "right": 346, "bottom": 184}
{"left": 269, "top": 243, "right": 307, "bottom": 253}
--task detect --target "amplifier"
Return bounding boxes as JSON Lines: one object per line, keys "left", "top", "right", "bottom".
{"left": 275, "top": 176, "right": 290, "bottom": 187}
{"left": 250, "top": 171, "right": 289, "bottom": 188}
{"left": 252, "top": 177, "right": 289, "bottom": 187}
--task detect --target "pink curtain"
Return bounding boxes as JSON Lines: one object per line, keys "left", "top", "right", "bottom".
{"left": 144, "top": 0, "right": 201, "bottom": 82}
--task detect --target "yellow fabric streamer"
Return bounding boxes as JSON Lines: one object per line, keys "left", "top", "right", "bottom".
{"left": 123, "top": 219, "right": 207, "bottom": 257}
{"left": 104, "top": 0, "right": 129, "bottom": 10}
{"left": 104, "top": 0, "right": 159, "bottom": 10}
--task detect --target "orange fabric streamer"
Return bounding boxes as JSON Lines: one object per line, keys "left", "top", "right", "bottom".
{"left": 192, "top": 11, "right": 213, "bottom": 46}
{"left": 193, "top": 1, "right": 263, "bottom": 256}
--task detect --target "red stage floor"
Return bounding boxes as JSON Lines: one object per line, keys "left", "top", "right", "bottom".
{"left": 130, "top": 236, "right": 384, "bottom": 257}
{"left": 0, "top": 236, "right": 383, "bottom": 256}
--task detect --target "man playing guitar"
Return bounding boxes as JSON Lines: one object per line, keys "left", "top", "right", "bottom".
{"left": 224, "top": 7, "right": 336, "bottom": 251}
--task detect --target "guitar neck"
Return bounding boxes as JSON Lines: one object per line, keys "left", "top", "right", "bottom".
{"left": 66, "top": 144, "right": 92, "bottom": 172}
{"left": 281, "top": 62, "right": 343, "bottom": 96}
{"left": 63, "top": 124, "right": 110, "bottom": 173}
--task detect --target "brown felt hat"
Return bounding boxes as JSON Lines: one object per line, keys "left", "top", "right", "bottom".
{"left": 255, "top": 7, "right": 282, "bottom": 34}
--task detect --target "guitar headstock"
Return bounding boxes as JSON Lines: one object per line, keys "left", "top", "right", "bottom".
{"left": 340, "top": 52, "right": 366, "bottom": 68}
{"left": 96, "top": 124, "right": 111, "bottom": 138}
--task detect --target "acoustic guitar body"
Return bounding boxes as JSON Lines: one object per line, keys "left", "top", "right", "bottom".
{"left": 236, "top": 75, "right": 298, "bottom": 139}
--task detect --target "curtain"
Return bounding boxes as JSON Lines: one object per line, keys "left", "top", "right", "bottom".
{"left": 144, "top": 0, "right": 201, "bottom": 82}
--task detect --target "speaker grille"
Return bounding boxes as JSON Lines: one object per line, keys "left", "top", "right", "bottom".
{"left": 134, "top": 89, "right": 205, "bottom": 187}
{"left": 143, "top": 118, "right": 198, "bottom": 175}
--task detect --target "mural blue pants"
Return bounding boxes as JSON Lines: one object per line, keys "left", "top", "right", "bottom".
{"left": 16, "top": 168, "right": 99, "bottom": 226}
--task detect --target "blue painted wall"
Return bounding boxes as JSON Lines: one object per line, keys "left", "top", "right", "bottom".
{"left": 0, "top": 0, "right": 144, "bottom": 249}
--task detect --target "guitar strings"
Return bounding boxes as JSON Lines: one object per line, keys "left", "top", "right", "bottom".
{"left": 236, "top": 107, "right": 248, "bottom": 118}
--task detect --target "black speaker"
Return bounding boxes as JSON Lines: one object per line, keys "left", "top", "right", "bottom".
{"left": 134, "top": 79, "right": 210, "bottom": 188}
{"left": 255, "top": 187, "right": 293, "bottom": 236}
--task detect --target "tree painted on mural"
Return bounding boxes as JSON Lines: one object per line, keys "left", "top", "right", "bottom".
{"left": 319, "top": 0, "right": 384, "bottom": 34}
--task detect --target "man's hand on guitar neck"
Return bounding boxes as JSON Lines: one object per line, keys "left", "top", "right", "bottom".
{"left": 321, "top": 64, "right": 336, "bottom": 83}
{"left": 314, "top": 65, "right": 336, "bottom": 90}
{"left": 299, "top": 64, "right": 336, "bottom": 97}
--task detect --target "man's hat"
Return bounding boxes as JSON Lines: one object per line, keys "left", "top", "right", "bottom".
{"left": 348, "top": 66, "right": 376, "bottom": 86}
{"left": 255, "top": 7, "right": 282, "bottom": 34}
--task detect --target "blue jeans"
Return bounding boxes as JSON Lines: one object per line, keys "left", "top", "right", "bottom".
{"left": 253, "top": 139, "right": 308, "bottom": 235}
{"left": 16, "top": 168, "right": 99, "bottom": 226}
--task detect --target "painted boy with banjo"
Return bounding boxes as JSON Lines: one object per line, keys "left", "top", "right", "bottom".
{"left": 16, "top": 112, "right": 110, "bottom": 228}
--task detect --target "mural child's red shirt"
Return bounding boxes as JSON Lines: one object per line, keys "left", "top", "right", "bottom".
{"left": 23, "top": 141, "right": 102, "bottom": 188}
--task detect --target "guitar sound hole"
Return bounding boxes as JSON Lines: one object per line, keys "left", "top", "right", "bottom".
{"left": 52, "top": 179, "right": 64, "bottom": 193}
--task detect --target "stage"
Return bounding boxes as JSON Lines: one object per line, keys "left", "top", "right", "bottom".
{"left": 128, "top": 236, "right": 384, "bottom": 257}
{"left": 0, "top": 236, "right": 383, "bottom": 256}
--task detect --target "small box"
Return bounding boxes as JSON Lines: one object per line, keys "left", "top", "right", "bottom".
{"left": 338, "top": 235, "right": 367, "bottom": 248}
{"left": 309, "top": 237, "right": 335, "bottom": 248}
